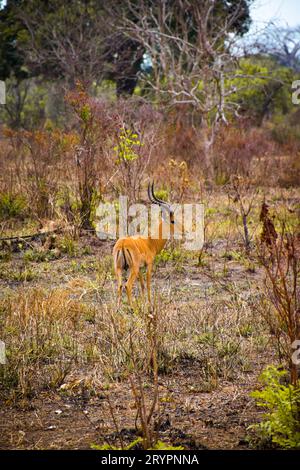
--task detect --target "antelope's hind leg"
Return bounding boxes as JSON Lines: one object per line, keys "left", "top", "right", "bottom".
{"left": 116, "top": 267, "right": 123, "bottom": 306}
{"left": 125, "top": 268, "right": 139, "bottom": 307}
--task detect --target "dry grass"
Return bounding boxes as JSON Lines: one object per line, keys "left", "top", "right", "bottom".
{"left": 0, "top": 97, "right": 299, "bottom": 447}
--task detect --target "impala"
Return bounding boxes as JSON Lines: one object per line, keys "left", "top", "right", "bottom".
{"left": 113, "top": 183, "right": 175, "bottom": 306}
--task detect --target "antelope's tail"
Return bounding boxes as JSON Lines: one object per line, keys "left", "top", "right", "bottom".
{"left": 114, "top": 247, "right": 133, "bottom": 271}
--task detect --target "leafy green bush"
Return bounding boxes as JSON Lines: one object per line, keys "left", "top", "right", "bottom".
{"left": 91, "top": 437, "right": 184, "bottom": 450}
{"left": 23, "top": 248, "right": 58, "bottom": 263}
{"left": 154, "top": 188, "right": 169, "bottom": 201}
{"left": 155, "top": 247, "right": 187, "bottom": 266}
{"left": 57, "top": 235, "right": 78, "bottom": 256}
{"left": 250, "top": 366, "right": 300, "bottom": 449}
{"left": 114, "top": 127, "right": 143, "bottom": 164}
{"left": 229, "top": 58, "right": 295, "bottom": 123}
{"left": 0, "top": 192, "right": 27, "bottom": 219}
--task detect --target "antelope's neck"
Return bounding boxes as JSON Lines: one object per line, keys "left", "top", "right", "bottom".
{"left": 147, "top": 220, "right": 171, "bottom": 255}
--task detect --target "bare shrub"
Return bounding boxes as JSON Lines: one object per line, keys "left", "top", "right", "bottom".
{"left": 227, "top": 175, "right": 259, "bottom": 253}
{"left": 214, "top": 126, "right": 276, "bottom": 184}
{"left": 160, "top": 108, "right": 205, "bottom": 167}
{"left": 258, "top": 202, "right": 300, "bottom": 385}
{"left": 2, "top": 127, "right": 77, "bottom": 221}
{"left": 65, "top": 85, "right": 114, "bottom": 228}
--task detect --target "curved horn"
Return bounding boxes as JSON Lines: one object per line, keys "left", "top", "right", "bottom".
{"left": 150, "top": 182, "right": 170, "bottom": 206}
{"left": 148, "top": 182, "right": 156, "bottom": 203}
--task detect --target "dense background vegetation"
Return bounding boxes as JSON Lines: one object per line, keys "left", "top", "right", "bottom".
{"left": 0, "top": 0, "right": 299, "bottom": 450}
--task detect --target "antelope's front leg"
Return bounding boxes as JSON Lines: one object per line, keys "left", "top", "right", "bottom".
{"left": 146, "top": 263, "right": 153, "bottom": 303}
